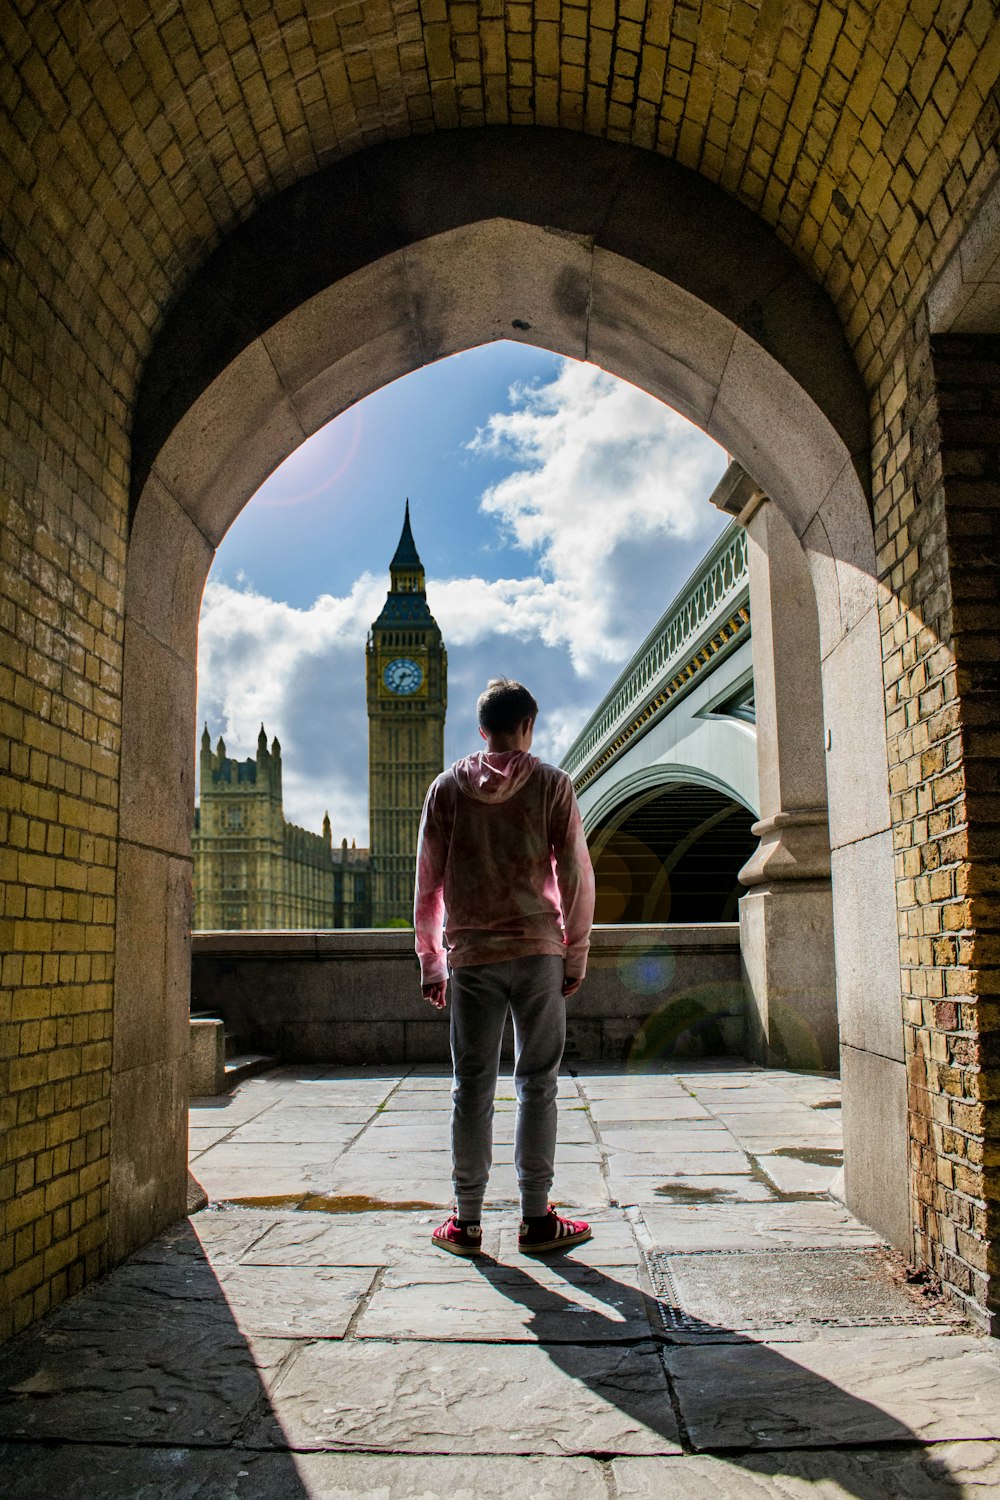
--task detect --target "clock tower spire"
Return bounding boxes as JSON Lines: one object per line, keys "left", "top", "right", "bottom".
{"left": 366, "top": 502, "right": 447, "bottom": 926}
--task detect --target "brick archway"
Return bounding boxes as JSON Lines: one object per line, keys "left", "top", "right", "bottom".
{"left": 120, "top": 130, "right": 903, "bottom": 1268}
{"left": 4, "top": 1, "right": 999, "bottom": 1340}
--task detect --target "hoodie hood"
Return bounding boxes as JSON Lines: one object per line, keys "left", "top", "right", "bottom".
{"left": 453, "top": 750, "right": 538, "bottom": 803}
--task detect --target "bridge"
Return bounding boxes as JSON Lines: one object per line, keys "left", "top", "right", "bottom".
{"left": 562, "top": 519, "right": 758, "bottom": 926}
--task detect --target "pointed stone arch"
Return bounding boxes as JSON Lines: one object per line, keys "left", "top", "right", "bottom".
{"left": 118, "top": 129, "right": 900, "bottom": 1264}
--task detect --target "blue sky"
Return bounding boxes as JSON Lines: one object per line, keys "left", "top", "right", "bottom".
{"left": 197, "top": 343, "right": 729, "bottom": 843}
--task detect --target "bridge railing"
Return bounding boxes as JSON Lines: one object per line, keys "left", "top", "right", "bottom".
{"left": 561, "top": 521, "right": 750, "bottom": 791}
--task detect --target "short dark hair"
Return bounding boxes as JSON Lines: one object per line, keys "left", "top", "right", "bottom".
{"left": 477, "top": 678, "right": 539, "bottom": 735}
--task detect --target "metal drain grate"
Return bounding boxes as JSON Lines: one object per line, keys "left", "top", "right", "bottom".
{"left": 646, "top": 1248, "right": 952, "bottom": 1332}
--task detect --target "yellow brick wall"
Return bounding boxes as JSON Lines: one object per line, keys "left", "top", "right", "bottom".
{"left": 873, "top": 326, "right": 1000, "bottom": 1323}
{"left": 2, "top": 0, "right": 1000, "bottom": 1333}
{"left": 0, "top": 262, "right": 126, "bottom": 1335}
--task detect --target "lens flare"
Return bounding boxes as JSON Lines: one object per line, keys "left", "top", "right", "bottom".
{"left": 255, "top": 405, "right": 364, "bottom": 510}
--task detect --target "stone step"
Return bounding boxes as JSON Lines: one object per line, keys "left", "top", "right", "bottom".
{"left": 224, "top": 1052, "right": 278, "bottom": 1087}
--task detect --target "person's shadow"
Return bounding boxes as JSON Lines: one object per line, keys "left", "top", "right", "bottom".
{"left": 471, "top": 1252, "right": 966, "bottom": 1495}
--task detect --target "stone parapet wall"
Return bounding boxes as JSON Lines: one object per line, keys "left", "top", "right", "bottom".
{"left": 191, "top": 925, "right": 745, "bottom": 1067}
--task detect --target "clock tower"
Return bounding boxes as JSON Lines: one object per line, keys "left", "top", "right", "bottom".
{"left": 367, "top": 502, "right": 447, "bottom": 926}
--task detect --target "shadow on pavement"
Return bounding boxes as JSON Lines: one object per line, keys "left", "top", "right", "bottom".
{"left": 476, "top": 1254, "right": 967, "bottom": 1498}
{"left": 0, "top": 1219, "right": 311, "bottom": 1500}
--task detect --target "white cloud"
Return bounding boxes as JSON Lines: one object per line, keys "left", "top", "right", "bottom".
{"left": 197, "top": 573, "right": 386, "bottom": 842}
{"left": 469, "top": 360, "right": 728, "bottom": 670}
{"left": 197, "top": 359, "right": 729, "bottom": 839}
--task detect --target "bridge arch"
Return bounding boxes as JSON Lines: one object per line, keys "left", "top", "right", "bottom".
{"left": 581, "top": 763, "right": 758, "bottom": 839}
{"left": 585, "top": 771, "right": 759, "bottom": 926}
{"left": 119, "top": 128, "right": 896, "bottom": 1260}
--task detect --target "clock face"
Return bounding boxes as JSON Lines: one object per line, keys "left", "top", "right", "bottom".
{"left": 383, "top": 657, "right": 424, "bottom": 696}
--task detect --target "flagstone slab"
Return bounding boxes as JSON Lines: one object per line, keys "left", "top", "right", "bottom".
{"left": 225, "top": 1112, "right": 367, "bottom": 1145}
{"left": 334, "top": 1148, "right": 457, "bottom": 1174}
{"left": 348, "top": 1126, "right": 454, "bottom": 1152}
{"left": 585, "top": 1099, "right": 714, "bottom": 1121}
{"left": 242, "top": 1210, "right": 503, "bottom": 1265}
{"left": 189, "top": 1098, "right": 279, "bottom": 1127}
{"left": 129, "top": 1209, "right": 291, "bottom": 1264}
{"left": 251, "top": 1338, "right": 681, "bottom": 1455}
{"left": 607, "top": 1151, "right": 752, "bottom": 1178}
{"left": 313, "top": 1176, "right": 456, "bottom": 1208}
{"left": 598, "top": 1127, "right": 735, "bottom": 1154}
{"left": 667, "top": 1333, "right": 1000, "bottom": 1450}
{"left": 611, "top": 1175, "right": 776, "bottom": 1205}
{"left": 611, "top": 1442, "right": 1000, "bottom": 1497}
{"left": 492, "top": 1113, "right": 598, "bottom": 1144}
{"left": 261, "top": 1085, "right": 397, "bottom": 1109}
{"left": 1, "top": 1447, "right": 610, "bottom": 1500}
{"left": 43, "top": 1260, "right": 237, "bottom": 1332}
{"left": 732, "top": 1138, "right": 844, "bottom": 1161}
{"left": 497, "top": 1213, "right": 642, "bottom": 1264}
{"left": 604, "top": 1147, "right": 750, "bottom": 1181}
{"left": 356, "top": 1260, "right": 652, "bottom": 1342}
{"left": 637, "top": 1201, "right": 883, "bottom": 1253}
{"left": 188, "top": 1124, "right": 237, "bottom": 1151}
{"left": 196, "top": 1142, "right": 345, "bottom": 1171}
{"left": 194, "top": 1147, "right": 342, "bottom": 1200}
{"left": 754, "top": 1153, "right": 842, "bottom": 1195}
{"left": 217, "top": 1265, "right": 377, "bottom": 1338}
{"left": 0, "top": 1325, "right": 294, "bottom": 1446}
{"left": 380, "top": 1094, "right": 454, "bottom": 1109}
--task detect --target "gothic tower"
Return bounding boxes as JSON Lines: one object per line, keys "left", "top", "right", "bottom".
{"left": 367, "top": 502, "right": 447, "bottom": 925}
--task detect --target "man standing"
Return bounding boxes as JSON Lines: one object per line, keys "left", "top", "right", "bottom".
{"left": 414, "top": 677, "right": 596, "bottom": 1256}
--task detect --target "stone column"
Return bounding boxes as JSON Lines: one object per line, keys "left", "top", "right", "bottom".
{"left": 737, "top": 494, "right": 839, "bottom": 1070}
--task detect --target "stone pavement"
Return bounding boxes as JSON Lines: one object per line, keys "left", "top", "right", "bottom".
{"left": 4, "top": 1061, "right": 1000, "bottom": 1497}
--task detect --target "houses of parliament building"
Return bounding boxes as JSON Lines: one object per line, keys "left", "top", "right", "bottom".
{"left": 192, "top": 505, "right": 447, "bottom": 930}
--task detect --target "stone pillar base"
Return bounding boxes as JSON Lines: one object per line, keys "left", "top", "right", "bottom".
{"left": 739, "top": 882, "right": 839, "bottom": 1071}
{"left": 189, "top": 1017, "right": 226, "bottom": 1096}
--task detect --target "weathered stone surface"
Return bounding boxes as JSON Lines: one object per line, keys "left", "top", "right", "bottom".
{"left": 240, "top": 1211, "right": 481, "bottom": 1266}
{"left": 188, "top": 1125, "right": 233, "bottom": 1153}
{"left": 497, "top": 1212, "right": 642, "bottom": 1265}
{"left": 609, "top": 1149, "right": 753, "bottom": 1179}
{"left": 0, "top": 1445, "right": 610, "bottom": 1499}
{"left": 44, "top": 1260, "right": 234, "bottom": 1332}
{"left": 754, "top": 1153, "right": 841, "bottom": 1195}
{"left": 615, "top": 1175, "right": 776, "bottom": 1205}
{"left": 129, "top": 1210, "right": 287, "bottom": 1265}
{"left": 612, "top": 1442, "right": 1000, "bottom": 1497}
{"left": 252, "top": 1339, "right": 681, "bottom": 1454}
{"left": 348, "top": 1125, "right": 456, "bottom": 1152}
{"left": 638, "top": 1201, "right": 883, "bottom": 1253}
{"left": 241, "top": 1212, "right": 452, "bottom": 1265}
{"left": 578, "top": 1076, "right": 693, "bottom": 1097}
{"left": 585, "top": 1098, "right": 713, "bottom": 1122}
{"left": 188, "top": 1096, "right": 284, "bottom": 1127}
{"left": 219, "top": 1267, "right": 377, "bottom": 1338}
{"left": 356, "top": 1260, "right": 652, "bottom": 1342}
{"left": 600, "top": 1127, "right": 736, "bottom": 1154}
{"left": 225, "top": 1111, "right": 367, "bottom": 1145}
{"left": 317, "top": 1175, "right": 456, "bottom": 1208}
{"left": 668, "top": 1333, "right": 1000, "bottom": 1450}
{"left": 192, "top": 1144, "right": 346, "bottom": 1199}
{"left": 0, "top": 1326, "right": 294, "bottom": 1446}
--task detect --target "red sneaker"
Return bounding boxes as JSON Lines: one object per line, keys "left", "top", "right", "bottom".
{"left": 518, "top": 1207, "right": 592, "bottom": 1254}
{"left": 432, "top": 1213, "right": 483, "bottom": 1257}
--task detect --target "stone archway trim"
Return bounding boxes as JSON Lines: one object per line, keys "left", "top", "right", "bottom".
{"left": 119, "top": 128, "right": 907, "bottom": 1263}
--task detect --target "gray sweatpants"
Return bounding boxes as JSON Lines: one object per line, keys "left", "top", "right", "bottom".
{"left": 449, "top": 953, "right": 566, "bottom": 1222}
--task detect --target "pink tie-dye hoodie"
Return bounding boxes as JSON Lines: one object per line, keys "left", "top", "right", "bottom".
{"left": 414, "top": 750, "right": 596, "bottom": 987}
